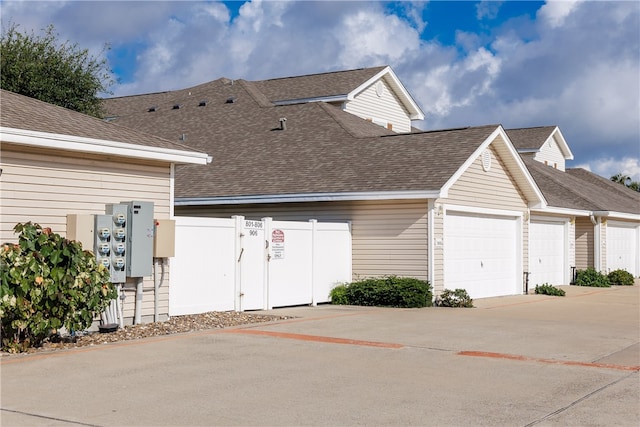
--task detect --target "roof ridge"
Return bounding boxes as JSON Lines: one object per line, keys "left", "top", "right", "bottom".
{"left": 506, "top": 125, "right": 557, "bottom": 131}
{"left": 238, "top": 79, "right": 273, "bottom": 108}
{"left": 256, "top": 66, "right": 387, "bottom": 83}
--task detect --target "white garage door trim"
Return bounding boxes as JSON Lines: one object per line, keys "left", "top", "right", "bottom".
{"left": 606, "top": 221, "right": 639, "bottom": 277}
{"left": 443, "top": 207, "right": 523, "bottom": 299}
{"left": 529, "top": 218, "right": 568, "bottom": 286}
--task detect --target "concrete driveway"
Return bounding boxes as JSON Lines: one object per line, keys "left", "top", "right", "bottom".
{"left": 1, "top": 285, "right": 638, "bottom": 426}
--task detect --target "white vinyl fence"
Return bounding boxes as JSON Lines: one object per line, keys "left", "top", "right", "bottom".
{"left": 169, "top": 216, "right": 352, "bottom": 315}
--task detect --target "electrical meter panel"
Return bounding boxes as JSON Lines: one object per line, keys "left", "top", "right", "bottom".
{"left": 95, "top": 213, "right": 126, "bottom": 283}
{"left": 105, "top": 204, "right": 129, "bottom": 283}
{"left": 121, "top": 201, "right": 154, "bottom": 277}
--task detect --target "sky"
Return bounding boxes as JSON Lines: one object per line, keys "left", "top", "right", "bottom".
{"left": 2, "top": 0, "right": 639, "bottom": 182}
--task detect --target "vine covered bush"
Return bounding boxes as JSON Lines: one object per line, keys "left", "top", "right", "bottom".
{"left": 330, "top": 276, "right": 432, "bottom": 308}
{"left": 574, "top": 267, "right": 610, "bottom": 288}
{"left": 436, "top": 288, "right": 474, "bottom": 308}
{"left": 1, "top": 223, "right": 116, "bottom": 352}
{"left": 607, "top": 269, "right": 635, "bottom": 286}
{"left": 534, "top": 283, "right": 566, "bottom": 296}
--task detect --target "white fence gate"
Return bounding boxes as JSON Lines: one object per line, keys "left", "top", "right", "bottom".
{"left": 169, "top": 216, "right": 352, "bottom": 315}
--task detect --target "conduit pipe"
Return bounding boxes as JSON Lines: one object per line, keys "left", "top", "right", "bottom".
{"left": 153, "top": 258, "right": 167, "bottom": 322}
{"left": 134, "top": 277, "right": 144, "bottom": 324}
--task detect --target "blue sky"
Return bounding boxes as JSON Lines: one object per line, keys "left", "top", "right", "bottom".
{"left": 1, "top": 1, "right": 639, "bottom": 181}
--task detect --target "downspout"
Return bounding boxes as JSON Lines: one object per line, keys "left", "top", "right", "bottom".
{"left": 590, "top": 213, "right": 602, "bottom": 271}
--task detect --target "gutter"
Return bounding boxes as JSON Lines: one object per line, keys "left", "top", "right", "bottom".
{"left": 1, "top": 127, "right": 212, "bottom": 165}
{"left": 175, "top": 190, "right": 442, "bottom": 206}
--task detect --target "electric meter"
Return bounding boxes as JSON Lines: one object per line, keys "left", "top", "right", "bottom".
{"left": 99, "top": 257, "right": 111, "bottom": 268}
{"left": 113, "top": 213, "right": 126, "bottom": 226}
{"left": 113, "top": 257, "right": 125, "bottom": 270}
{"left": 98, "top": 228, "right": 111, "bottom": 240}
{"left": 114, "top": 228, "right": 126, "bottom": 240}
{"left": 113, "top": 242, "right": 126, "bottom": 255}
{"left": 98, "top": 242, "right": 110, "bottom": 255}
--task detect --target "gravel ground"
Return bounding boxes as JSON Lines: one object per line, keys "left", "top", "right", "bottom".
{"left": 1, "top": 311, "right": 294, "bottom": 356}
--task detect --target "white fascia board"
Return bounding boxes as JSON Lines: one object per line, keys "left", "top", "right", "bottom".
{"left": 0, "top": 127, "right": 212, "bottom": 165}
{"left": 531, "top": 206, "right": 592, "bottom": 217}
{"left": 175, "top": 190, "right": 441, "bottom": 206}
{"left": 517, "top": 148, "right": 540, "bottom": 154}
{"left": 550, "top": 126, "right": 574, "bottom": 160}
{"left": 440, "top": 126, "right": 547, "bottom": 207}
{"left": 350, "top": 66, "right": 425, "bottom": 121}
{"left": 593, "top": 211, "right": 640, "bottom": 221}
{"left": 272, "top": 95, "right": 348, "bottom": 106}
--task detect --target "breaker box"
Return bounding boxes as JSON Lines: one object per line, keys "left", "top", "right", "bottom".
{"left": 154, "top": 219, "right": 176, "bottom": 258}
{"left": 121, "top": 201, "right": 154, "bottom": 277}
{"left": 94, "top": 212, "right": 127, "bottom": 283}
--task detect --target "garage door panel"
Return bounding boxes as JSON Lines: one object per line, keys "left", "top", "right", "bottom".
{"left": 530, "top": 220, "right": 566, "bottom": 286}
{"left": 607, "top": 223, "right": 639, "bottom": 276}
{"left": 444, "top": 212, "right": 519, "bottom": 299}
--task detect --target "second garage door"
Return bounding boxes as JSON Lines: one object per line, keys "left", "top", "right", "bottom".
{"left": 529, "top": 219, "right": 567, "bottom": 286}
{"left": 444, "top": 211, "right": 520, "bottom": 299}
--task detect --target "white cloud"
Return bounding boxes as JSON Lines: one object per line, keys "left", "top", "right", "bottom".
{"left": 575, "top": 157, "right": 640, "bottom": 182}
{"left": 537, "top": 0, "right": 582, "bottom": 28}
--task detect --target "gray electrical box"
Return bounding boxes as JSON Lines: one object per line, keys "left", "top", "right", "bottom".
{"left": 121, "top": 201, "right": 154, "bottom": 277}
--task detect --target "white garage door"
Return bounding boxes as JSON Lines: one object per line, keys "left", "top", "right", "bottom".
{"left": 607, "top": 222, "right": 639, "bottom": 276}
{"left": 444, "top": 212, "right": 519, "bottom": 299}
{"left": 529, "top": 220, "right": 566, "bottom": 286}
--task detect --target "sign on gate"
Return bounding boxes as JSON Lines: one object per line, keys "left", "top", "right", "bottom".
{"left": 271, "top": 229, "right": 285, "bottom": 260}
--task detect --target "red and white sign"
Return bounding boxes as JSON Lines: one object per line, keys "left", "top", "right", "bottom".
{"left": 271, "top": 229, "right": 285, "bottom": 259}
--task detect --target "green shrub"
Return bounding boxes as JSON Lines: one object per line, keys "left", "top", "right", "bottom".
{"left": 574, "top": 267, "right": 610, "bottom": 287}
{"left": 607, "top": 269, "right": 635, "bottom": 286}
{"left": 534, "top": 283, "right": 566, "bottom": 296}
{"left": 329, "top": 284, "right": 349, "bottom": 305}
{"left": 437, "top": 288, "right": 474, "bottom": 308}
{"left": 330, "top": 276, "right": 432, "bottom": 308}
{"left": 0, "top": 222, "right": 116, "bottom": 352}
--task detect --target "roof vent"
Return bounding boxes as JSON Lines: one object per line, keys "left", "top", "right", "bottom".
{"left": 180, "top": 133, "right": 187, "bottom": 141}
{"left": 198, "top": 100, "right": 208, "bottom": 107}
{"left": 225, "top": 97, "right": 236, "bottom": 104}
{"left": 148, "top": 106, "right": 157, "bottom": 112}
{"left": 279, "top": 117, "right": 287, "bottom": 131}
{"left": 172, "top": 104, "right": 182, "bottom": 110}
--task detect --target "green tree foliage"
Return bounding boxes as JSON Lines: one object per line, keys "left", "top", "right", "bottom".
{"left": 1, "top": 223, "right": 116, "bottom": 352}
{"left": 610, "top": 173, "right": 640, "bottom": 192}
{"left": 0, "top": 23, "right": 114, "bottom": 117}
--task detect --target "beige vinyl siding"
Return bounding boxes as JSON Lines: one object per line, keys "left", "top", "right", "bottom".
{"left": 534, "top": 135, "right": 566, "bottom": 171}
{"left": 177, "top": 199, "right": 429, "bottom": 280}
{"left": 344, "top": 78, "right": 412, "bottom": 133}
{"left": 575, "top": 217, "right": 594, "bottom": 270}
{"left": 0, "top": 145, "right": 173, "bottom": 324}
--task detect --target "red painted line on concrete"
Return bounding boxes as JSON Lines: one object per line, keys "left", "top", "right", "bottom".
{"left": 226, "top": 329, "right": 404, "bottom": 348}
{"left": 458, "top": 350, "right": 640, "bottom": 372}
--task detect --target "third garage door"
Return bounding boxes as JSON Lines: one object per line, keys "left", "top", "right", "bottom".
{"left": 444, "top": 211, "right": 520, "bottom": 299}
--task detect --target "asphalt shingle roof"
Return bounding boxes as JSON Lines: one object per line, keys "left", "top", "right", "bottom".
{"left": 252, "top": 66, "right": 387, "bottom": 102}
{"left": 523, "top": 157, "right": 640, "bottom": 214}
{"left": 1, "top": 89, "right": 203, "bottom": 154}
{"left": 506, "top": 126, "right": 557, "bottom": 150}
{"left": 103, "top": 77, "right": 498, "bottom": 199}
